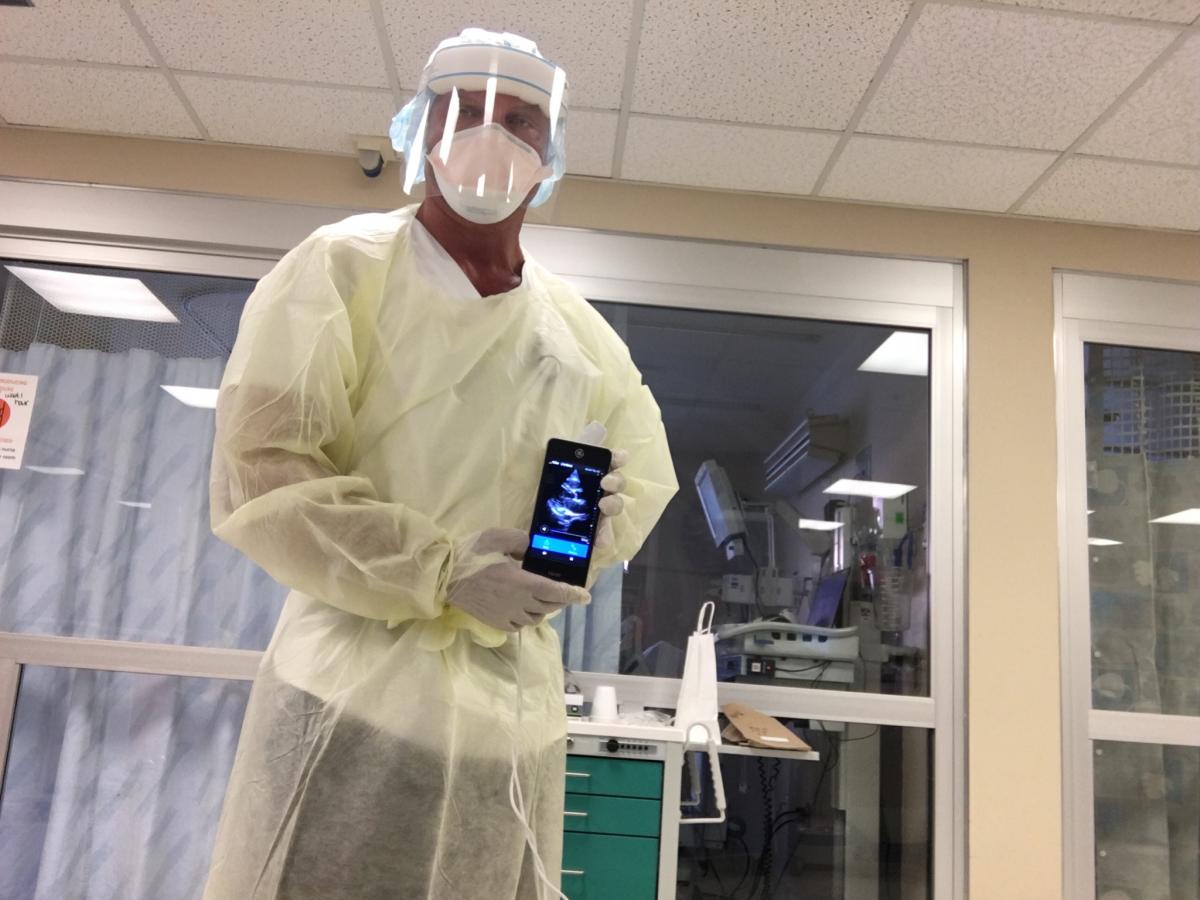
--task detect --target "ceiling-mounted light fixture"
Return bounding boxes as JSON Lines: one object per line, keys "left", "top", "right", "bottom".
{"left": 160, "top": 385, "right": 219, "bottom": 408}
{"left": 26, "top": 466, "right": 84, "bottom": 476}
{"left": 5, "top": 266, "right": 177, "bottom": 323}
{"left": 1150, "top": 508, "right": 1200, "bottom": 526}
{"left": 798, "top": 519, "right": 844, "bottom": 531}
{"left": 1087, "top": 538, "right": 1122, "bottom": 546}
{"left": 858, "top": 331, "right": 929, "bottom": 377}
{"left": 824, "top": 478, "right": 917, "bottom": 499}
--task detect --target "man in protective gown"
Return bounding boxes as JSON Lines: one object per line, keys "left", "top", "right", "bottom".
{"left": 202, "top": 28, "right": 677, "bottom": 900}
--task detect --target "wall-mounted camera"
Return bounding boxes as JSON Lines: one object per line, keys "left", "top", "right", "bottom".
{"left": 353, "top": 137, "right": 396, "bottom": 180}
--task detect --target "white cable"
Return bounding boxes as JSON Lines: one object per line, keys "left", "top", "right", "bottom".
{"left": 497, "top": 633, "right": 569, "bottom": 900}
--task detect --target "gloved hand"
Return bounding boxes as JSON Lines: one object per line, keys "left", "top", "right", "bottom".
{"left": 596, "top": 449, "right": 629, "bottom": 552}
{"left": 447, "top": 528, "right": 590, "bottom": 631}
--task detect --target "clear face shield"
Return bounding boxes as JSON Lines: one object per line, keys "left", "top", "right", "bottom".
{"left": 391, "top": 50, "right": 568, "bottom": 225}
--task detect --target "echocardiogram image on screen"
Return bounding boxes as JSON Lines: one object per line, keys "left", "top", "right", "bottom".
{"left": 529, "top": 458, "right": 605, "bottom": 566}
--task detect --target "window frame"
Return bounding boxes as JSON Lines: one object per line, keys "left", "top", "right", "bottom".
{"left": 1054, "top": 270, "right": 1200, "bottom": 899}
{"left": 0, "top": 177, "right": 968, "bottom": 899}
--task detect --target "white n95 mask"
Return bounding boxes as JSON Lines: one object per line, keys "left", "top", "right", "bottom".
{"left": 428, "top": 124, "right": 552, "bottom": 225}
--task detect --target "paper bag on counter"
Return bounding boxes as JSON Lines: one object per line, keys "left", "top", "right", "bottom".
{"left": 721, "top": 702, "right": 812, "bottom": 752}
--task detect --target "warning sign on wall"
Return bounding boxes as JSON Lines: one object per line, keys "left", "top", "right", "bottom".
{"left": 0, "top": 373, "right": 38, "bottom": 470}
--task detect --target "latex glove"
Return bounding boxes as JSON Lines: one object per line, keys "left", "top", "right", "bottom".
{"left": 595, "top": 448, "right": 629, "bottom": 552}
{"left": 447, "top": 528, "right": 590, "bottom": 631}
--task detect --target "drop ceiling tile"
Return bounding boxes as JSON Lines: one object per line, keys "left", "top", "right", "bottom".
{"left": 0, "top": 0, "right": 153, "bottom": 66}
{"left": 988, "top": 0, "right": 1200, "bottom": 22}
{"left": 822, "top": 136, "right": 1057, "bottom": 211}
{"left": 621, "top": 117, "right": 840, "bottom": 195}
{"left": 632, "top": 0, "right": 910, "bottom": 129}
{"left": 1019, "top": 157, "right": 1200, "bottom": 229}
{"left": 178, "top": 76, "right": 394, "bottom": 154}
{"left": 859, "top": 4, "right": 1176, "bottom": 149}
{"left": 1080, "top": 35, "right": 1200, "bottom": 165}
{"left": 565, "top": 111, "right": 618, "bottom": 178}
{"left": 378, "top": 1, "right": 634, "bottom": 109}
{"left": 0, "top": 61, "right": 198, "bottom": 139}
{"left": 129, "top": 0, "right": 389, "bottom": 87}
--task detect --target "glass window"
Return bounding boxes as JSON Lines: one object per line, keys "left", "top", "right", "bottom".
{"left": 557, "top": 303, "right": 932, "bottom": 697}
{"left": 679, "top": 723, "right": 931, "bottom": 898}
{"left": 0, "top": 262, "right": 286, "bottom": 650}
{"left": 0, "top": 666, "right": 251, "bottom": 900}
{"left": 1093, "top": 742, "right": 1199, "bottom": 900}
{"left": 1084, "top": 344, "right": 1200, "bottom": 717}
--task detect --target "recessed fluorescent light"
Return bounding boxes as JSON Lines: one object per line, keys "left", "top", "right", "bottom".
{"left": 824, "top": 478, "right": 916, "bottom": 499}
{"left": 798, "top": 518, "right": 844, "bottom": 531}
{"left": 118, "top": 501, "right": 152, "bottom": 510}
{"left": 26, "top": 466, "right": 85, "bottom": 476}
{"left": 858, "top": 331, "right": 929, "bottom": 377}
{"left": 1150, "top": 508, "right": 1200, "bottom": 526}
{"left": 1087, "top": 509, "right": 1094, "bottom": 515}
{"left": 1087, "top": 538, "right": 1122, "bottom": 546}
{"left": 5, "top": 266, "right": 178, "bottom": 323}
{"left": 161, "top": 385, "right": 219, "bottom": 408}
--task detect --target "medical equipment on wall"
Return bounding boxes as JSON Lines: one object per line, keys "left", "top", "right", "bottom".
{"left": 696, "top": 460, "right": 801, "bottom": 617}
{"left": 716, "top": 621, "right": 860, "bottom": 664}
{"left": 715, "top": 568, "right": 860, "bottom": 687}
{"left": 695, "top": 459, "right": 748, "bottom": 560}
{"left": 762, "top": 414, "right": 847, "bottom": 495}
{"left": 870, "top": 495, "right": 915, "bottom": 632}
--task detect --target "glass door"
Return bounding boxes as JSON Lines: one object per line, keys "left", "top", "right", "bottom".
{"left": 1058, "top": 273, "right": 1200, "bottom": 900}
{"left": 0, "top": 259, "right": 277, "bottom": 898}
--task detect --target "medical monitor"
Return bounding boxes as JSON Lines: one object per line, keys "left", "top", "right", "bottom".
{"left": 807, "top": 569, "right": 849, "bottom": 628}
{"left": 694, "top": 459, "right": 747, "bottom": 555}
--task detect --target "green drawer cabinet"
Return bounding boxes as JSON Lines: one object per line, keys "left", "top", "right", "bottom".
{"left": 561, "top": 832, "right": 659, "bottom": 900}
{"left": 562, "top": 754, "right": 664, "bottom": 899}
{"left": 563, "top": 754, "right": 663, "bottom": 800}
{"left": 562, "top": 793, "right": 661, "bottom": 838}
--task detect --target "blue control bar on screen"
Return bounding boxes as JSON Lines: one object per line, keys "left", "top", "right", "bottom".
{"left": 531, "top": 535, "right": 589, "bottom": 558}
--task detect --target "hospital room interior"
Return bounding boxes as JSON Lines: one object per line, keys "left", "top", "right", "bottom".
{"left": 0, "top": 3, "right": 1197, "bottom": 900}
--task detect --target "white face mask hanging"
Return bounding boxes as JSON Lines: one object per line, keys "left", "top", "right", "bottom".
{"left": 428, "top": 123, "right": 553, "bottom": 225}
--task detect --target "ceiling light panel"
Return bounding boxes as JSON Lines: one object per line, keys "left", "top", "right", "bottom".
{"left": 824, "top": 479, "right": 917, "bottom": 499}
{"left": 1150, "top": 508, "right": 1200, "bottom": 525}
{"left": 26, "top": 466, "right": 85, "bottom": 476}
{"left": 161, "top": 386, "right": 219, "bottom": 409}
{"left": 858, "top": 331, "right": 930, "bottom": 376}
{"left": 799, "top": 519, "right": 845, "bottom": 531}
{"left": 5, "top": 266, "right": 178, "bottom": 323}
